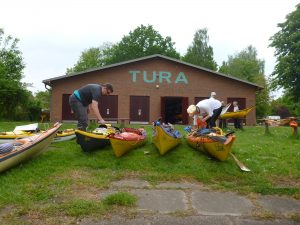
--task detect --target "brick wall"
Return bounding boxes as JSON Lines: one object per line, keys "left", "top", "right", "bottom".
{"left": 48, "top": 57, "right": 258, "bottom": 125}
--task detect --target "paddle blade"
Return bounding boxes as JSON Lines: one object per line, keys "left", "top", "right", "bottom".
{"left": 230, "top": 153, "right": 251, "bottom": 172}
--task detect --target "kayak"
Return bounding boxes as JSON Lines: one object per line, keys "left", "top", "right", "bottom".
{"left": 186, "top": 127, "right": 236, "bottom": 161}
{"left": 0, "top": 131, "right": 36, "bottom": 144}
{"left": 152, "top": 122, "right": 182, "bottom": 155}
{"left": 0, "top": 123, "right": 62, "bottom": 173}
{"left": 109, "top": 127, "right": 147, "bottom": 157}
{"left": 53, "top": 129, "right": 76, "bottom": 142}
{"left": 0, "top": 123, "right": 40, "bottom": 143}
{"left": 75, "top": 124, "right": 117, "bottom": 152}
{"left": 219, "top": 106, "right": 255, "bottom": 119}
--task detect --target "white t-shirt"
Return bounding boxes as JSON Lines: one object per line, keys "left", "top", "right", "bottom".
{"left": 233, "top": 105, "right": 239, "bottom": 112}
{"left": 196, "top": 98, "right": 222, "bottom": 116}
{"left": 193, "top": 98, "right": 222, "bottom": 125}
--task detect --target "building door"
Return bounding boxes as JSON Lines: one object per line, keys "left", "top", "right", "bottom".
{"left": 161, "top": 97, "right": 189, "bottom": 125}
{"left": 62, "top": 94, "right": 76, "bottom": 120}
{"left": 98, "top": 95, "right": 118, "bottom": 119}
{"left": 130, "top": 96, "right": 149, "bottom": 123}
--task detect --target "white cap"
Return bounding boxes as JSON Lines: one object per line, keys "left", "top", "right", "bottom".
{"left": 187, "top": 105, "right": 196, "bottom": 116}
{"left": 211, "top": 91, "right": 216, "bottom": 97}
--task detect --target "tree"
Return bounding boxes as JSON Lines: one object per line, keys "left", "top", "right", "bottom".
{"left": 35, "top": 90, "right": 51, "bottom": 109}
{"left": 0, "top": 28, "right": 27, "bottom": 120}
{"left": 271, "top": 92, "right": 300, "bottom": 117}
{"left": 105, "top": 25, "right": 180, "bottom": 65}
{"left": 219, "top": 46, "right": 270, "bottom": 117}
{"left": 182, "top": 28, "right": 217, "bottom": 71}
{"left": 66, "top": 43, "right": 113, "bottom": 74}
{"left": 269, "top": 4, "right": 300, "bottom": 102}
{"left": 219, "top": 46, "right": 265, "bottom": 82}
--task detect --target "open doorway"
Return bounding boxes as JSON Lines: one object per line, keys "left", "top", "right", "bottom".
{"left": 164, "top": 97, "right": 183, "bottom": 124}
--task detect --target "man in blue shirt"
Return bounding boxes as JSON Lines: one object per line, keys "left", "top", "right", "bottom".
{"left": 69, "top": 83, "right": 113, "bottom": 130}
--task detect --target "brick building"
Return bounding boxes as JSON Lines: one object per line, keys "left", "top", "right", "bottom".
{"left": 42, "top": 54, "right": 262, "bottom": 125}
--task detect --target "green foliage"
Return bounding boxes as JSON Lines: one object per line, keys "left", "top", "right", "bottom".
{"left": 105, "top": 24, "right": 180, "bottom": 65}
{"left": 182, "top": 28, "right": 217, "bottom": 71}
{"left": 219, "top": 46, "right": 270, "bottom": 117}
{"left": 219, "top": 46, "right": 265, "bottom": 82}
{"left": 271, "top": 93, "right": 300, "bottom": 117}
{"left": 58, "top": 200, "right": 105, "bottom": 217}
{"left": 255, "top": 74, "right": 271, "bottom": 117}
{"left": 0, "top": 29, "right": 24, "bottom": 81}
{"left": 67, "top": 25, "right": 181, "bottom": 73}
{"left": 34, "top": 90, "right": 51, "bottom": 109}
{"left": 66, "top": 43, "right": 113, "bottom": 74}
{"left": 269, "top": 4, "right": 300, "bottom": 103}
{"left": 102, "top": 192, "right": 137, "bottom": 206}
{"left": 0, "top": 28, "right": 29, "bottom": 120}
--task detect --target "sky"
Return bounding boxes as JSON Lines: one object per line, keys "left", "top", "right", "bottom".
{"left": 1, "top": 0, "right": 299, "bottom": 98}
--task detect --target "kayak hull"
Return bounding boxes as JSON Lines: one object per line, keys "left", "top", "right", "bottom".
{"left": 219, "top": 106, "right": 254, "bottom": 119}
{"left": 186, "top": 134, "right": 236, "bottom": 161}
{"left": 109, "top": 128, "right": 147, "bottom": 157}
{"left": 152, "top": 125, "right": 181, "bottom": 155}
{"left": 75, "top": 130, "right": 110, "bottom": 152}
{"left": 53, "top": 129, "right": 76, "bottom": 142}
{"left": 0, "top": 123, "right": 61, "bottom": 173}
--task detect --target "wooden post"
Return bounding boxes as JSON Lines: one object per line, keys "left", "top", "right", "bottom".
{"left": 290, "top": 118, "right": 298, "bottom": 137}
{"left": 264, "top": 120, "right": 270, "bottom": 134}
{"left": 293, "top": 126, "right": 298, "bottom": 137}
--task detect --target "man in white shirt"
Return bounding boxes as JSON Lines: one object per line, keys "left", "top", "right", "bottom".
{"left": 187, "top": 97, "right": 223, "bottom": 128}
{"left": 233, "top": 101, "right": 242, "bottom": 129}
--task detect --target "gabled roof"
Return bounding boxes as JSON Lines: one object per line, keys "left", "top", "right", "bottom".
{"left": 43, "top": 54, "right": 263, "bottom": 89}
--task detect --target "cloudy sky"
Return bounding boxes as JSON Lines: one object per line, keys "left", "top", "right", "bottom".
{"left": 1, "top": 0, "right": 298, "bottom": 97}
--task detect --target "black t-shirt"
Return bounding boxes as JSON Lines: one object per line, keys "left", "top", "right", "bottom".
{"left": 77, "top": 84, "right": 102, "bottom": 106}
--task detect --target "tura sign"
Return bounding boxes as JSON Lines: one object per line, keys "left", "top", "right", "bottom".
{"left": 129, "top": 70, "right": 188, "bottom": 84}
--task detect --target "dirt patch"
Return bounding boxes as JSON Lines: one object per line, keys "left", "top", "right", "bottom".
{"left": 269, "top": 175, "right": 300, "bottom": 188}
{"left": 68, "top": 184, "right": 100, "bottom": 200}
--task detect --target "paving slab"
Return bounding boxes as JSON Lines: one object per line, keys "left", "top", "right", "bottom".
{"left": 256, "top": 195, "right": 300, "bottom": 214}
{"left": 234, "top": 218, "right": 298, "bottom": 225}
{"left": 131, "top": 189, "right": 188, "bottom": 213}
{"left": 80, "top": 215, "right": 299, "bottom": 225}
{"left": 79, "top": 216, "right": 151, "bottom": 225}
{"left": 191, "top": 191, "right": 253, "bottom": 216}
{"left": 156, "top": 182, "right": 205, "bottom": 189}
{"left": 95, "top": 179, "right": 299, "bottom": 225}
{"left": 111, "top": 179, "right": 151, "bottom": 188}
{"left": 148, "top": 215, "right": 234, "bottom": 225}
{"left": 79, "top": 215, "right": 234, "bottom": 225}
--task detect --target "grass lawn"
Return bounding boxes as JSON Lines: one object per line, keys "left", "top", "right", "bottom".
{"left": 0, "top": 121, "right": 299, "bottom": 223}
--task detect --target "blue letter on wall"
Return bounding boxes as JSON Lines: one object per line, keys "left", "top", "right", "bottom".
{"left": 129, "top": 70, "right": 140, "bottom": 82}
{"left": 159, "top": 72, "right": 171, "bottom": 83}
{"left": 143, "top": 71, "right": 157, "bottom": 83}
{"left": 175, "top": 72, "right": 188, "bottom": 84}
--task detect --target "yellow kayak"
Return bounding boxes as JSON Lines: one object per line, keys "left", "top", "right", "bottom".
{"left": 186, "top": 128, "right": 236, "bottom": 161}
{"left": 0, "top": 130, "right": 33, "bottom": 139}
{"left": 219, "top": 106, "right": 255, "bottom": 119}
{"left": 53, "top": 129, "right": 76, "bottom": 142}
{"left": 75, "top": 124, "right": 118, "bottom": 152}
{"left": 152, "top": 124, "right": 181, "bottom": 155}
{"left": 0, "top": 131, "right": 37, "bottom": 144}
{"left": 109, "top": 127, "right": 147, "bottom": 157}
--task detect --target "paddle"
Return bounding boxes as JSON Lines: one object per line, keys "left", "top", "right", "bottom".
{"left": 230, "top": 152, "right": 251, "bottom": 172}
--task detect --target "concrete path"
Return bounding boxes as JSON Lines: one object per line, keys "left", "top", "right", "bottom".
{"left": 80, "top": 179, "right": 300, "bottom": 225}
